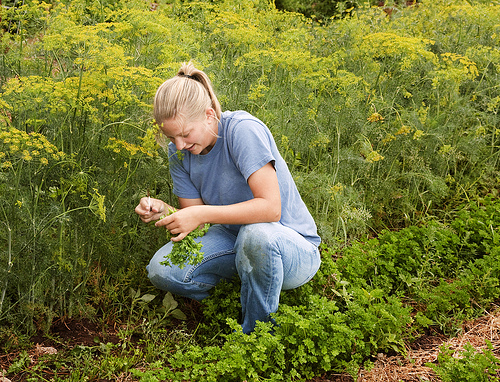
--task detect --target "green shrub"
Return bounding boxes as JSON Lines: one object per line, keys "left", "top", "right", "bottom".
{"left": 334, "top": 197, "right": 500, "bottom": 333}
{"left": 428, "top": 342, "right": 500, "bottom": 382}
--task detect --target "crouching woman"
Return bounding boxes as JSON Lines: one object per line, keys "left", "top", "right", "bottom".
{"left": 135, "top": 62, "right": 321, "bottom": 333}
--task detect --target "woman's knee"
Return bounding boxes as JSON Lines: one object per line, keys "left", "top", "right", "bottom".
{"left": 235, "top": 223, "right": 278, "bottom": 273}
{"left": 146, "top": 245, "right": 186, "bottom": 292}
{"left": 236, "top": 223, "right": 275, "bottom": 252}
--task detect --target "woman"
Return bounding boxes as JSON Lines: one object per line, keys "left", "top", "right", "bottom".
{"left": 135, "top": 62, "right": 321, "bottom": 333}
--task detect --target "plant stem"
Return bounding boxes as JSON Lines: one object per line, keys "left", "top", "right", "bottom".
{"left": 0, "top": 226, "right": 12, "bottom": 314}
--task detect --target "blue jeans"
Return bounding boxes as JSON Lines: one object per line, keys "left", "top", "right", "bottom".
{"left": 146, "top": 222, "right": 321, "bottom": 333}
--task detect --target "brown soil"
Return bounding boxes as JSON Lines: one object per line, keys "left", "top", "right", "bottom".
{"left": 2, "top": 308, "right": 500, "bottom": 382}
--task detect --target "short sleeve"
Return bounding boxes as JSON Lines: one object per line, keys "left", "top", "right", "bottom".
{"left": 227, "top": 119, "right": 276, "bottom": 181}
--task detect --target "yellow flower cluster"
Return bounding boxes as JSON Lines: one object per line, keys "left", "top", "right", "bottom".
{"left": 138, "top": 124, "right": 160, "bottom": 157}
{"left": 105, "top": 137, "right": 155, "bottom": 158}
{"left": 382, "top": 134, "right": 396, "bottom": 145}
{"left": 365, "top": 151, "right": 384, "bottom": 163}
{"left": 0, "top": 126, "right": 65, "bottom": 169}
{"left": 248, "top": 83, "right": 270, "bottom": 101}
{"left": 413, "top": 130, "right": 425, "bottom": 140}
{"left": 329, "top": 183, "right": 344, "bottom": 199}
{"left": 383, "top": 126, "right": 425, "bottom": 146}
{"left": 360, "top": 32, "right": 437, "bottom": 71}
{"left": 432, "top": 52, "right": 479, "bottom": 94}
{"left": 367, "top": 112, "right": 384, "bottom": 123}
{"left": 89, "top": 188, "right": 107, "bottom": 223}
{"left": 440, "top": 52, "right": 479, "bottom": 79}
{"left": 395, "top": 125, "right": 412, "bottom": 136}
{"left": 309, "top": 133, "right": 331, "bottom": 149}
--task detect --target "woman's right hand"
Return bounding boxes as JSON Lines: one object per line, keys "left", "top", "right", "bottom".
{"left": 135, "top": 197, "right": 175, "bottom": 223}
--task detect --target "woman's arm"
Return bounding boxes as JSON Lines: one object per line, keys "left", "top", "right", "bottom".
{"left": 156, "top": 162, "right": 281, "bottom": 241}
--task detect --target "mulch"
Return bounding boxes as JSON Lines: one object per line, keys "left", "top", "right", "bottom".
{"left": 358, "top": 307, "right": 500, "bottom": 382}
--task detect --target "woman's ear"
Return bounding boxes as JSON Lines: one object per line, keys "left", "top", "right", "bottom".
{"left": 206, "top": 108, "right": 215, "bottom": 120}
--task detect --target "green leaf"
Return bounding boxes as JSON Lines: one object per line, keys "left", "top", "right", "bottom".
{"left": 162, "top": 292, "right": 178, "bottom": 312}
{"left": 140, "top": 293, "right": 156, "bottom": 303}
{"left": 171, "top": 309, "right": 187, "bottom": 320}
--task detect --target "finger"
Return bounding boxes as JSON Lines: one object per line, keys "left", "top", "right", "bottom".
{"left": 155, "top": 214, "right": 173, "bottom": 227}
{"left": 168, "top": 225, "right": 184, "bottom": 235}
{"left": 171, "top": 232, "right": 188, "bottom": 242}
{"left": 135, "top": 204, "right": 149, "bottom": 216}
{"left": 140, "top": 196, "right": 149, "bottom": 207}
{"left": 136, "top": 197, "right": 150, "bottom": 211}
{"left": 150, "top": 198, "right": 163, "bottom": 213}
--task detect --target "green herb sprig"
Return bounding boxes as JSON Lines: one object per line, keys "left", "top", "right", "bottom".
{"left": 158, "top": 208, "right": 209, "bottom": 269}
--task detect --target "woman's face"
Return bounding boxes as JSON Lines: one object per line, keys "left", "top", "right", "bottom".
{"left": 160, "top": 109, "right": 218, "bottom": 155}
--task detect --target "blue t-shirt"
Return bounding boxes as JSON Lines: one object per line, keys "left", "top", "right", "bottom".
{"left": 168, "top": 110, "right": 321, "bottom": 247}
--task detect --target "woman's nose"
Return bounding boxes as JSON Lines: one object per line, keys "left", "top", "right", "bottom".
{"left": 174, "top": 137, "right": 185, "bottom": 151}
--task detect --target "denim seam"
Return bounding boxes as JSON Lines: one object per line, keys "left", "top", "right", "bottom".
{"left": 263, "top": 232, "right": 283, "bottom": 315}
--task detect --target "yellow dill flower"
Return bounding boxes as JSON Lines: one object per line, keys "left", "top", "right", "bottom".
{"left": 395, "top": 125, "right": 412, "bottom": 136}
{"left": 307, "top": 108, "right": 318, "bottom": 121}
{"left": 15, "top": 200, "right": 22, "bottom": 208}
{"left": 487, "top": 96, "right": 500, "bottom": 113}
{"left": 90, "top": 188, "right": 107, "bottom": 222}
{"left": 281, "top": 135, "right": 290, "bottom": 147}
{"left": 40, "top": 157, "right": 49, "bottom": 165}
{"left": 329, "top": 183, "right": 344, "bottom": 199}
{"left": 439, "top": 144, "right": 453, "bottom": 155}
{"left": 365, "top": 151, "right": 384, "bottom": 163}
{"left": 106, "top": 137, "right": 144, "bottom": 157}
{"left": 367, "top": 112, "right": 384, "bottom": 123}
{"left": 413, "top": 130, "right": 424, "bottom": 140}
{"left": 1, "top": 161, "right": 12, "bottom": 169}
{"left": 382, "top": 134, "right": 396, "bottom": 144}
{"left": 248, "top": 83, "right": 269, "bottom": 101}
{"left": 309, "top": 133, "right": 331, "bottom": 149}
{"left": 10, "top": 145, "right": 19, "bottom": 152}
{"left": 22, "top": 150, "right": 33, "bottom": 161}
{"left": 138, "top": 125, "right": 160, "bottom": 157}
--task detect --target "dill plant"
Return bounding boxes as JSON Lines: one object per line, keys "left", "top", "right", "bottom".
{"left": 0, "top": 123, "right": 108, "bottom": 330}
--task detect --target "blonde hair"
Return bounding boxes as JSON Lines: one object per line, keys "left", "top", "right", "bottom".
{"left": 154, "top": 62, "right": 222, "bottom": 127}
